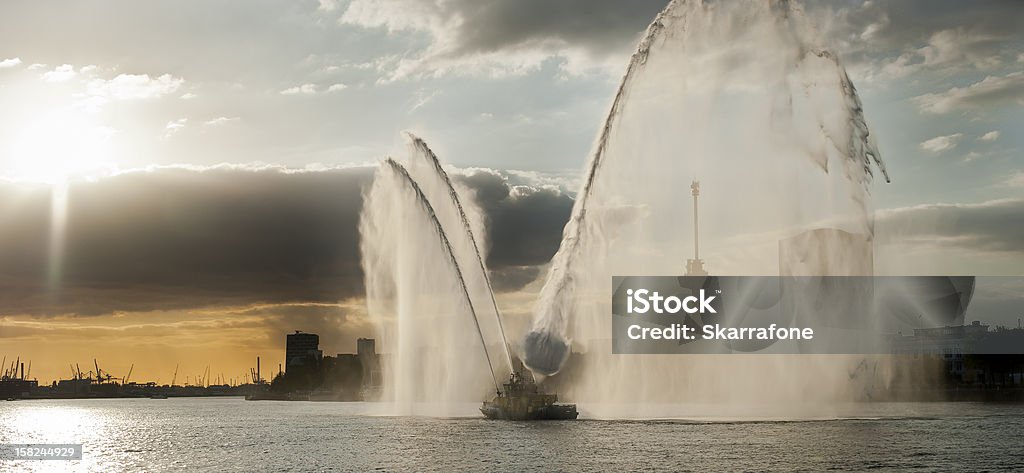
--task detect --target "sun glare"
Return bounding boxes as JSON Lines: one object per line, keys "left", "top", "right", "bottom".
{"left": 5, "top": 108, "right": 116, "bottom": 184}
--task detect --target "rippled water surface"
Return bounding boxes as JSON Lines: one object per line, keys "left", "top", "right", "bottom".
{"left": 2, "top": 398, "right": 1023, "bottom": 472}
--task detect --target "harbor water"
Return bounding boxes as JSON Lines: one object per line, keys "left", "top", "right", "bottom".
{"left": 2, "top": 398, "right": 1023, "bottom": 472}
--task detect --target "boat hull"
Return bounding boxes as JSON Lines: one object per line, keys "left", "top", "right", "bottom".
{"left": 480, "top": 402, "right": 578, "bottom": 420}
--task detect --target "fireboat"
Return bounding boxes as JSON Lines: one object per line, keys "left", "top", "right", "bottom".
{"left": 480, "top": 370, "right": 578, "bottom": 420}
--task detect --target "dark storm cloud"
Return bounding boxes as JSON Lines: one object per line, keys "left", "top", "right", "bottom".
{"left": 0, "top": 166, "right": 573, "bottom": 316}
{"left": 826, "top": 0, "right": 1022, "bottom": 43}
{"left": 339, "top": 0, "right": 670, "bottom": 76}
{"left": 461, "top": 169, "right": 574, "bottom": 268}
{"left": 0, "top": 167, "right": 371, "bottom": 316}
{"left": 341, "top": 0, "right": 1023, "bottom": 67}
{"left": 875, "top": 198, "right": 1024, "bottom": 253}
{"left": 810, "top": 0, "right": 1024, "bottom": 70}
{"left": 431, "top": 0, "right": 669, "bottom": 57}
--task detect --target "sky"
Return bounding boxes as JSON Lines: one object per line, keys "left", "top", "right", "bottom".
{"left": 0, "top": 0, "right": 1022, "bottom": 384}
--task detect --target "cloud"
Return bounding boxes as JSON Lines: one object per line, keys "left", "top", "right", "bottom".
{"left": 203, "top": 116, "right": 240, "bottom": 126}
{"left": 1002, "top": 172, "right": 1024, "bottom": 188}
{"left": 42, "top": 64, "right": 77, "bottom": 82}
{"left": 86, "top": 73, "right": 185, "bottom": 100}
{"left": 162, "top": 118, "right": 188, "bottom": 139}
{"left": 916, "top": 28, "right": 1004, "bottom": 70}
{"left": 0, "top": 57, "right": 21, "bottom": 68}
{"left": 502, "top": 169, "right": 579, "bottom": 194}
{"left": 810, "top": 1, "right": 1024, "bottom": 81}
{"left": 19, "top": 63, "right": 184, "bottom": 115}
{"left": 409, "top": 89, "right": 439, "bottom": 112}
{"left": 0, "top": 165, "right": 573, "bottom": 316}
{"left": 339, "top": 0, "right": 668, "bottom": 80}
{"left": 914, "top": 71, "right": 1024, "bottom": 114}
{"left": 318, "top": 0, "right": 340, "bottom": 13}
{"left": 866, "top": 28, "right": 1008, "bottom": 80}
{"left": 919, "top": 133, "right": 963, "bottom": 153}
{"left": 457, "top": 168, "right": 573, "bottom": 268}
{"left": 281, "top": 83, "right": 346, "bottom": 95}
{"left": 876, "top": 198, "right": 1024, "bottom": 254}
{"left": 280, "top": 83, "right": 317, "bottom": 95}
{"left": 334, "top": 0, "right": 1016, "bottom": 82}
{"left": 978, "top": 130, "right": 1000, "bottom": 142}
{"left": 14, "top": 62, "right": 183, "bottom": 116}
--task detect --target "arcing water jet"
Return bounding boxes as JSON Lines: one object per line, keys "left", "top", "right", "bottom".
{"left": 361, "top": 157, "right": 503, "bottom": 412}
{"left": 404, "top": 132, "right": 515, "bottom": 374}
{"left": 382, "top": 158, "right": 501, "bottom": 392}
{"left": 524, "top": 0, "right": 893, "bottom": 411}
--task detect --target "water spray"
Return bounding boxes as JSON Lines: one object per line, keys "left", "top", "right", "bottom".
{"left": 405, "top": 132, "right": 516, "bottom": 374}
{"left": 383, "top": 158, "right": 502, "bottom": 393}
{"left": 522, "top": 3, "right": 675, "bottom": 376}
{"left": 525, "top": 0, "right": 893, "bottom": 396}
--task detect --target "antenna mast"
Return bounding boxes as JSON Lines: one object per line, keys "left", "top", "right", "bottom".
{"left": 685, "top": 180, "right": 708, "bottom": 276}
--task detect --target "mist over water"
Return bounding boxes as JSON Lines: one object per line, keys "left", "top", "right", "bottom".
{"left": 523, "top": 0, "right": 895, "bottom": 414}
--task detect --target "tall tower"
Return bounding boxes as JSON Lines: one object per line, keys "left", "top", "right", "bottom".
{"left": 685, "top": 180, "right": 708, "bottom": 276}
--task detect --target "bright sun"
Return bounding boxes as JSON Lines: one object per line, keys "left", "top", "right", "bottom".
{"left": 5, "top": 108, "right": 116, "bottom": 184}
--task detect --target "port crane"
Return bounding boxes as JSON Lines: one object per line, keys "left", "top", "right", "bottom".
{"left": 94, "top": 359, "right": 115, "bottom": 384}
{"left": 122, "top": 364, "right": 134, "bottom": 385}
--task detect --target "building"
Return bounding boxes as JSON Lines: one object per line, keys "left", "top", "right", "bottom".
{"left": 891, "top": 321, "right": 989, "bottom": 376}
{"left": 357, "top": 338, "right": 375, "bottom": 358}
{"left": 890, "top": 321, "right": 1024, "bottom": 384}
{"left": 357, "top": 338, "right": 381, "bottom": 388}
{"left": 286, "top": 331, "right": 322, "bottom": 370}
